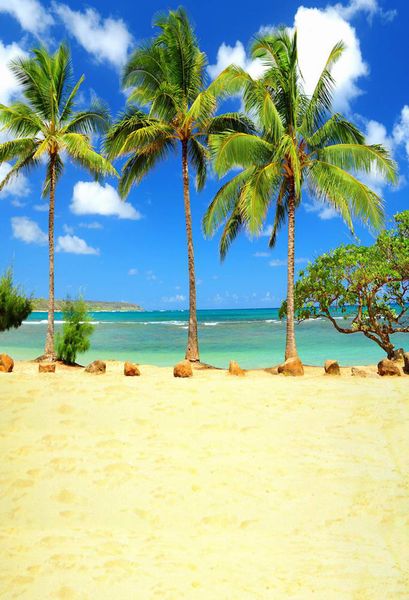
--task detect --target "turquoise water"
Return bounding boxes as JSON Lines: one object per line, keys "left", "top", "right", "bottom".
{"left": 1, "top": 308, "right": 407, "bottom": 367}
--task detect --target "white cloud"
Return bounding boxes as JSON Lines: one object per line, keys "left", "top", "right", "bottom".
{"left": 34, "top": 203, "right": 49, "bottom": 212}
{"left": 0, "top": 41, "right": 27, "bottom": 105}
{"left": 259, "top": 225, "right": 274, "bottom": 237}
{"left": 128, "top": 268, "right": 138, "bottom": 276}
{"left": 207, "top": 41, "right": 264, "bottom": 80}
{"left": 355, "top": 107, "right": 409, "bottom": 195}
{"left": 392, "top": 105, "right": 409, "bottom": 160}
{"left": 11, "top": 199, "right": 26, "bottom": 207}
{"left": 70, "top": 181, "right": 141, "bottom": 220}
{"left": 269, "top": 257, "right": 309, "bottom": 267}
{"left": 294, "top": 6, "right": 368, "bottom": 112}
{"left": 146, "top": 270, "right": 157, "bottom": 281}
{"left": 53, "top": 4, "right": 133, "bottom": 68}
{"left": 253, "top": 251, "right": 270, "bottom": 257}
{"left": 62, "top": 224, "right": 74, "bottom": 235}
{"left": 304, "top": 200, "right": 340, "bottom": 220}
{"left": 334, "top": 0, "right": 396, "bottom": 22}
{"left": 209, "top": 2, "right": 371, "bottom": 113}
{"left": 56, "top": 234, "right": 99, "bottom": 255}
{"left": 162, "top": 294, "right": 186, "bottom": 303}
{"left": 0, "top": 0, "right": 54, "bottom": 35}
{"left": 11, "top": 216, "right": 47, "bottom": 245}
{"left": 0, "top": 162, "right": 30, "bottom": 198}
{"left": 79, "top": 221, "right": 103, "bottom": 229}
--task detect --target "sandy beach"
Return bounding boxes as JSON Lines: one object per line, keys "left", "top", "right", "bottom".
{"left": 0, "top": 361, "right": 408, "bottom": 599}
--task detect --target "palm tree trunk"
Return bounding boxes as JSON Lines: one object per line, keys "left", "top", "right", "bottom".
{"left": 285, "top": 193, "right": 298, "bottom": 360}
{"left": 44, "top": 154, "right": 56, "bottom": 359}
{"left": 182, "top": 140, "right": 200, "bottom": 362}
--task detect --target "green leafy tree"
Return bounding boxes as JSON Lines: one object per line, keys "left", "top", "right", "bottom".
{"left": 56, "top": 297, "right": 94, "bottom": 365}
{"left": 203, "top": 29, "right": 397, "bottom": 361}
{"left": 280, "top": 211, "right": 409, "bottom": 358}
{"left": 0, "top": 44, "right": 116, "bottom": 359}
{"left": 105, "top": 7, "right": 253, "bottom": 362}
{"left": 0, "top": 268, "right": 32, "bottom": 332}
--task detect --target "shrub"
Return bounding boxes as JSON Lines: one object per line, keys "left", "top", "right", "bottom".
{"left": 56, "top": 297, "right": 94, "bottom": 364}
{"left": 0, "top": 268, "right": 32, "bottom": 332}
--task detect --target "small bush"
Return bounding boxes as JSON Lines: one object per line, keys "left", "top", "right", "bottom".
{"left": 0, "top": 268, "right": 32, "bottom": 332}
{"left": 56, "top": 297, "right": 94, "bottom": 364}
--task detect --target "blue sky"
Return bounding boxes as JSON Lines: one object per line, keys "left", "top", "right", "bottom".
{"left": 0, "top": 0, "right": 408, "bottom": 310}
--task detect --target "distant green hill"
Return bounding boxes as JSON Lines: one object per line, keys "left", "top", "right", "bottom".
{"left": 33, "top": 299, "right": 144, "bottom": 312}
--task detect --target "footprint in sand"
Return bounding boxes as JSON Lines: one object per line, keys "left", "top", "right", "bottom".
{"left": 55, "top": 488, "right": 77, "bottom": 504}
{"left": 11, "top": 478, "right": 34, "bottom": 489}
{"left": 57, "top": 404, "right": 75, "bottom": 414}
{"left": 56, "top": 587, "right": 76, "bottom": 600}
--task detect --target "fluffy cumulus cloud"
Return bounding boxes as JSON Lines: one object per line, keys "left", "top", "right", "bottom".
{"left": 11, "top": 216, "right": 47, "bottom": 245}
{"left": 207, "top": 41, "right": 264, "bottom": 80}
{"left": 0, "top": 41, "right": 27, "bottom": 105}
{"left": 208, "top": 0, "right": 380, "bottom": 112}
{"left": 128, "top": 268, "right": 138, "bottom": 276}
{"left": 294, "top": 5, "right": 368, "bottom": 112}
{"left": 56, "top": 234, "right": 99, "bottom": 255}
{"left": 0, "top": 0, "right": 54, "bottom": 35}
{"left": 53, "top": 4, "right": 133, "bottom": 68}
{"left": 70, "top": 181, "right": 142, "bottom": 220}
{"left": 0, "top": 163, "right": 30, "bottom": 198}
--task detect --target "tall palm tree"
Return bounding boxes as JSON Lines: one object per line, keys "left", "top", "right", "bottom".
{"left": 105, "top": 8, "right": 253, "bottom": 362}
{"left": 0, "top": 44, "right": 116, "bottom": 360}
{"left": 203, "top": 30, "right": 397, "bottom": 362}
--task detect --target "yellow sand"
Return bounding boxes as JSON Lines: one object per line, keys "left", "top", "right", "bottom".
{"left": 0, "top": 361, "right": 408, "bottom": 599}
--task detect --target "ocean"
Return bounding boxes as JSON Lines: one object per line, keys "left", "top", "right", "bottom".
{"left": 1, "top": 308, "right": 407, "bottom": 367}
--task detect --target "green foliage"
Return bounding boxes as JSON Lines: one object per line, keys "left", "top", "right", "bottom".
{"left": 56, "top": 297, "right": 94, "bottom": 365}
{"left": 203, "top": 29, "right": 397, "bottom": 257}
{"left": 105, "top": 8, "right": 254, "bottom": 194}
{"left": 0, "top": 268, "right": 32, "bottom": 332}
{"left": 0, "top": 43, "right": 116, "bottom": 197}
{"left": 280, "top": 211, "right": 409, "bottom": 357}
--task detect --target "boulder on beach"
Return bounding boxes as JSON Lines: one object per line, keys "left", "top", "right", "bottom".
{"left": 39, "top": 362, "right": 55, "bottom": 373}
{"left": 403, "top": 352, "right": 409, "bottom": 375}
{"left": 85, "top": 360, "right": 106, "bottom": 374}
{"left": 173, "top": 360, "right": 193, "bottom": 378}
{"left": 228, "top": 360, "right": 245, "bottom": 376}
{"left": 124, "top": 361, "right": 140, "bottom": 376}
{"left": 0, "top": 353, "right": 14, "bottom": 373}
{"left": 324, "top": 359, "right": 340, "bottom": 376}
{"left": 278, "top": 356, "right": 304, "bottom": 376}
{"left": 377, "top": 359, "right": 401, "bottom": 377}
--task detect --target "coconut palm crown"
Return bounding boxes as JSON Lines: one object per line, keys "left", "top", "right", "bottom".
{"left": 0, "top": 44, "right": 116, "bottom": 359}
{"left": 105, "top": 7, "right": 254, "bottom": 362}
{"left": 203, "top": 30, "right": 397, "bottom": 361}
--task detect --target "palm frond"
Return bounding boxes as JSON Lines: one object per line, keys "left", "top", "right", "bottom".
{"left": 301, "top": 41, "right": 345, "bottom": 132}
{"left": 309, "top": 160, "right": 384, "bottom": 230}
{"left": 188, "top": 138, "right": 208, "bottom": 190}
{"left": 317, "top": 143, "right": 397, "bottom": 184}
{"left": 210, "top": 132, "right": 273, "bottom": 176}
{"left": 203, "top": 168, "right": 254, "bottom": 237}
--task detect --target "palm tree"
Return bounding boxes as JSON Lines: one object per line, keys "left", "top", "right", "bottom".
{"left": 203, "top": 30, "right": 397, "bottom": 362}
{"left": 0, "top": 44, "right": 116, "bottom": 360}
{"left": 105, "top": 8, "right": 253, "bottom": 362}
